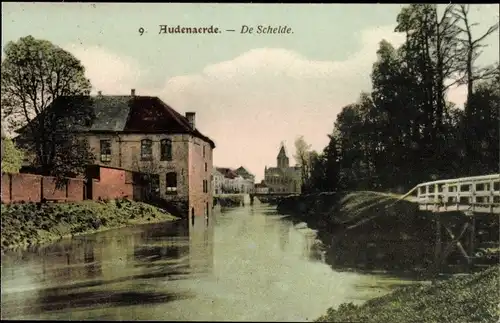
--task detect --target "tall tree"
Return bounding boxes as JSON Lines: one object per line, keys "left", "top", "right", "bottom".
{"left": 293, "top": 135, "right": 312, "bottom": 189}
{"left": 452, "top": 4, "right": 499, "bottom": 109}
{"left": 1, "top": 35, "right": 94, "bottom": 177}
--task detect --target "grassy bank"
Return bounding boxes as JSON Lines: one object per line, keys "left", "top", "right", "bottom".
{"left": 316, "top": 265, "right": 500, "bottom": 323}
{"left": 1, "top": 199, "right": 178, "bottom": 252}
{"left": 277, "top": 192, "right": 499, "bottom": 272}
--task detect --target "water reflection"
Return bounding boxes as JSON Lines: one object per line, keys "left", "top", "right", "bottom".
{"left": 1, "top": 204, "right": 424, "bottom": 321}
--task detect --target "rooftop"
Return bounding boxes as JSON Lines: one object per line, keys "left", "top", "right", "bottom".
{"left": 15, "top": 91, "right": 215, "bottom": 148}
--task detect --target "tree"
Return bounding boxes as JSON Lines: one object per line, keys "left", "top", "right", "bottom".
{"left": 452, "top": 4, "right": 499, "bottom": 109}
{"left": 293, "top": 135, "right": 312, "bottom": 189}
{"left": 1, "top": 35, "right": 93, "bottom": 177}
{"left": 1, "top": 137, "right": 24, "bottom": 174}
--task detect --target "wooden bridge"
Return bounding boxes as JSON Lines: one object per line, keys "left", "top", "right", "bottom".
{"left": 408, "top": 173, "right": 500, "bottom": 214}
{"left": 402, "top": 174, "right": 500, "bottom": 273}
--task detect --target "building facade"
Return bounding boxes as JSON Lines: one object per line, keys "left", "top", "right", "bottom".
{"left": 264, "top": 143, "right": 302, "bottom": 194}
{"left": 255, "top": 180, "right": 269, "bottom": 194}
{"left": 212, "top": 168, "right": 225, "bottom": 195}
{"left": 213, "top": 166, "right": 255, "bottom": 194}
{"left": 15, "top": 90, "right": 215, "bottom": 226}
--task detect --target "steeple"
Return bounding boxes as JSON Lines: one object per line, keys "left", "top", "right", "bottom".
{"left": 277, "top": 141, "right": 289, "bottom": 169}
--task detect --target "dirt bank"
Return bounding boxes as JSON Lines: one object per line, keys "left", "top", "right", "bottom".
{"left": 1, "top": 199, "right": 178, "bottom": 252}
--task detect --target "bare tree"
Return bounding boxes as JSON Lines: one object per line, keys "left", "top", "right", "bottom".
{"left": 453, "top": 4, "right": 500, "bottom": 108}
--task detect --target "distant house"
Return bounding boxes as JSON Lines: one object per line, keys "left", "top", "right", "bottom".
{"left": 14, "top": 89, "right": 216, "bottom": 222}
{"left": 212, "top": 168, "right": 225, "bottom": 195}
{"left": 264, "top": 143, "right": 301, "bottom": 194}
{"left": 255, "top": 180, "right": 269, "bottom": 194}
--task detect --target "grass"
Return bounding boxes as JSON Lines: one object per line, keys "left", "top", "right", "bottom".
{"left": 316, "top": 265, "right": 500, "bottom": 323}
{"left": 1, "top": 199, "right": 178, "bottom": 252}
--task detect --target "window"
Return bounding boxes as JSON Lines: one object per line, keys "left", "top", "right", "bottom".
{"left": 206, "top": 202, "right": 209, "bottom": 226}
{"left": 100, "top": 140, "right": 112, "bottom": 162}
{"left": 166, "top": 172, "right": 177, "bottom": 194}
{"left": 205, "top": 162, "right": 207, "bottom": 172}
{"left": 191, "top": 208, "right": 195, "bottom": 227}
{"left": 202, "top": 179, "right": 210, "bottom": 193}
{"left": 160, "top": 139, "right": 172, "bottom": 161}
{"left": 203, "top": 145, "right": 206, "bottom": 158}
{"left": 141, "top": 139, "right": 153, "bottom": 160}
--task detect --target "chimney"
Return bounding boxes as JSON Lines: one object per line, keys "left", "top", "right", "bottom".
{"left": 185, "top": 112, "right": 195, "bottom": 129}
{"left": 131, "top": 89, "right": 136, "bottom": 97}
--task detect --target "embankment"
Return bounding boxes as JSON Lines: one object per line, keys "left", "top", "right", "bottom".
{"left": 277, "top": 191, "right": 499, "bottom": 272}
{"left": 214, "top": 194, "right": 246, "bottom": 208}
{"left": 316, "top": 265, "right": 500, "bottom": 323}
{"left": 1, "top": 199, "right": 178, "bottom": 252}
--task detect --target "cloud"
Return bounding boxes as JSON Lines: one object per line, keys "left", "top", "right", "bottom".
{"left": 159, "top": 26, "right": 408, "bottom": 180}
{"left": 64, "top": 25, "right": 469, "bottom": 181}
{"left": 62, "top": 44, "right": 146, "bottom": 95}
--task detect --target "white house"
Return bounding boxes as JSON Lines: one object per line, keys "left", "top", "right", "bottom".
{"left": 212, "top": 168, "right": 225, "bottom": 195}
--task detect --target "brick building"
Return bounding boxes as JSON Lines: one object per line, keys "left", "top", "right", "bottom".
{"left": 14, "top": 89, "right": 215, "bottom": 225}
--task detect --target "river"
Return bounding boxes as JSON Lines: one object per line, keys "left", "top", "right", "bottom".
{"left": 1, "top": 203, "right": 424, "bottom": 321}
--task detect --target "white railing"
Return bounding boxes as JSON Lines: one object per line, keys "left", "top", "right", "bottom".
{"left": 414, "top": 174, "right": 500, "bottom": 213}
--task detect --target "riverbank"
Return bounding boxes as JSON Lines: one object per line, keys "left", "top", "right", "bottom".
{"left": 316, "top": 265, "right": 500, "bottom": 323}
{"left": 1, "top": 199, "right": 178, "bottom": 252}
{"left": 277, "top": 191, "right": 499, "bottom": 272}
{"left": 214, "top": 194, "right": 246, "bottom": 208}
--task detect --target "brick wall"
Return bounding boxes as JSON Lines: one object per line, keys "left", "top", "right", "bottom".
{"left": 1, "top": 165, "right": 134, "bottom": 204}
{"left": 90, "top": 167, "right": 133, "bottom": 201}
{"left": 1, "top": 173, "right": 84, "bottom": 203}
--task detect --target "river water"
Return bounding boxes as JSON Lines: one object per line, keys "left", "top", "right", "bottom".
{"left": 1, "top": 203, "right": 422, "bottom": 321}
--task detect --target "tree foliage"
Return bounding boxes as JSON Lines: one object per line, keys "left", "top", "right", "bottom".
{"left": 1, "top": 35, "right": 95, "bottom": 178}
{"left": 305, "top": 4, "right": 499, "bottom": 193}
{"left": 1, "top": 137, "right": 24, "bottom": 174}
{"left": 293, "top": 135, "right": 312, "bottom": 189}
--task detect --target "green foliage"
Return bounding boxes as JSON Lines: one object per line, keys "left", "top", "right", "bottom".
{"left": 1, "top": 137, "right": 24, "bottom": 173}
{"left": 0, "top": 199, "right": 177, "bottom": 251}
{"left": 307, "top": 4, "right": 499, "bottom": 193}
{"left": 316, "top": 266, "right": 500, "bottom": 323}
{"left": 1, "top": 35, "right": 94, "bottom": 178}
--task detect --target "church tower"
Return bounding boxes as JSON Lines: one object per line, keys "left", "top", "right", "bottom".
{"left": 277, "top": 142, "right": 289, "bottom": 169}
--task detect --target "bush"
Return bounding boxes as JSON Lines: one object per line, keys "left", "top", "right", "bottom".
{"left": 1, "top": 137, "right": 24, "bottom": 173}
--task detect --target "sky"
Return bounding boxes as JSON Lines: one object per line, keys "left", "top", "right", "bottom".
{"left": 2, "top": 3, "right": 499, "bottom": 182}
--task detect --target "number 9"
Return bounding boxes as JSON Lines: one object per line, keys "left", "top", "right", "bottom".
{"left": 139, "top": 27, "right": 144, "bottom": 36}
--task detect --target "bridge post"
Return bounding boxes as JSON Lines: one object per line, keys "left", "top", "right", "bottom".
{"left": 467, "top": 213, "right": 476, "bottom": 271}
{"left": 433, "top": 212, "right": 442, "bottom": 276}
